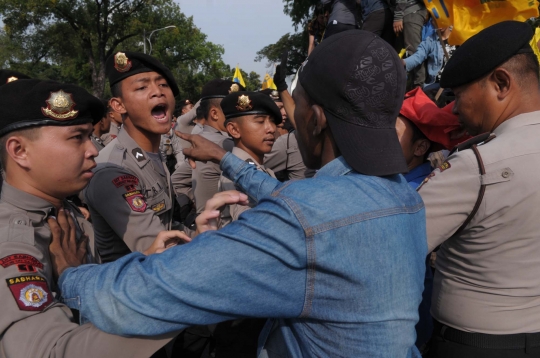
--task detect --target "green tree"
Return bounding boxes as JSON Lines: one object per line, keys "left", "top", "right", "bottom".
{"left": 0, "top": 0, "right": 230, "bottom": 99}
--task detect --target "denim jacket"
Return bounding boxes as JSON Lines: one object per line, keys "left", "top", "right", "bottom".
{"left": 59, "top": 153, "right": 426, "bottom": 358}
{"left": 404, "top": 32, "right": 443, "bottom": 85}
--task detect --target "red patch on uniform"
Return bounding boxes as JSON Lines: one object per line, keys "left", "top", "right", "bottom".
{"left": 112, "top": 174, "right": 139, "bottom": 188}
{"left": 438, "top": 161, "right": 451, "bottom": 172}
{"left": 123, "top": 190, "right": 147, "bottom": 212}
{"left": 0, "top": 254, "right": 43, "bottom": 273}
{"left": 6, "top": 275, "right": 53, "bottom": 311}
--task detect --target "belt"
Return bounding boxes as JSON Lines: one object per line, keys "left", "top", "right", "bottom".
{"left": 434, "top": 320, "right": 540, "bottom": 350}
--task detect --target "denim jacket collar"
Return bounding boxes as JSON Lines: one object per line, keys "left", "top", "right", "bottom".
{"left": 314, "top": 156, "right": 353, "bottom": 178}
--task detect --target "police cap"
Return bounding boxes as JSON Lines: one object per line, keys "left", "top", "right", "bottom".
{"left": 440, "top": 21, "right": 534, "bottom": 88}
{"left": 106, "top": 51, "right": 180, "bottom": 97}
{"left": 221, "top": 91, "right": 282, "bottom": 125}
{"left": 201, "top": 79, "right": 244, "bottom": 101}
{"left": 0, "top": 70, "right": 31, "bottom": 86}
{"left": 0, "top": 79, "right": 105, "bottom": 137}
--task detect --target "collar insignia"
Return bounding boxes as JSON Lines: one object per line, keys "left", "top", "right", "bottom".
{"left": 114, "top": 52, "right": 132, "bottom": 73}
{"left": 230, "top": 83, "right": 240, "bottom": 92}
{"left": 6, "top": 76, "right": 18, "bottom": 83}
{"left": 236, "top": 95, "right": 252, "bottom": 111}
{"left": 41, "top": 90, "right": 79, "bottom": 120}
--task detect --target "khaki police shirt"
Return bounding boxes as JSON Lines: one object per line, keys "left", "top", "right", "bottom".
{"left": 418, "top": 111, "right": 540, "bottom": 334}
{"left": 192, "top": 125, "right": 234, "bottom": 213}
{"left": 175, "top": 100, "right": 200, "bottom": 149}
{"left": 160, "top": 127, "right": 185, "bottom": 165}
{"left": 218, "top": 147, "right": 276, "bottom": 227}
{"left": 90, "top": 134, "right": 105, "bottom": 152}
{"left": 264, "top": 131, "right": 316, "bottom": 180}
{"left": 0, "top": 183, "right": 173, "bottom": 358}
{"left": 101, "top": 122, "right": 121, "bottom": 147}
{"left": 84, "top": 129, "right": 173, "bottom": 263}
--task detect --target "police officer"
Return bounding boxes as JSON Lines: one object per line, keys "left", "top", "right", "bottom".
{"left": 0, "top": 79, "right": 176, "bottom": 357}
{"left": 90, "top": 98, "right": 111, "bottom": 151}
{"left": 262, "top": 89, "right": 316, "bottom": 181}
{"left": 84, "top": 51, "right": 179, "bottom": 263}
{"left": 418, "top": 21, "right": 540, "bottom": 357}
{"left": 101, "top": 100, "right": 122, "bottom": 146}
{"left": 218, "top": 91, "right": 281, "bottom": 227}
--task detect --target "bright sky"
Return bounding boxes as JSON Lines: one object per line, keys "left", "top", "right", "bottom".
{"left": 175, "top": 0, "right": 297, "bottom": 80}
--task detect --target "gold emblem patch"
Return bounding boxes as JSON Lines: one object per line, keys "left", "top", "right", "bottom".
{"left": 6, "top": 76, "right": 18, "bottom": 83}
{"left": 236, "top": 95, "right": 252, "bottom": 111}
{"left": 230, "top": 83, "right": 240, "bottom": 92}
{"left": 114, "top": 52, "right": 132, "bottom": 73}
{"left": 41, "top": 90, "right": 79, "bottom": 120}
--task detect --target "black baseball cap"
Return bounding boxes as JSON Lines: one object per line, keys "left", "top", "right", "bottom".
{"left": 0, "top": 79, "right": 105, "bottom": 137}
{"left": 299, "top": 30, "right": 407, "bottom": 176}
{"left": 106, "top": 51, "right": 180, "bottom": 97}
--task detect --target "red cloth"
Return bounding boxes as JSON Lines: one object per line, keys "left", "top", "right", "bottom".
{"left": 399, "top": 88, "right": 470, "bottom": 150}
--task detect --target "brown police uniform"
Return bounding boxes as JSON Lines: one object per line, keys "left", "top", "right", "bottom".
{"left": 84, "top": 129, "right": 173, "bottom": 263}
{"left": 0, "top": 184, "right": 174, "bottom": 358}
{"left": 218, "top": 147, "right": 276, "bottom": 227}
{"left": 264, "top": 130, "right": 315, "bottom": 180}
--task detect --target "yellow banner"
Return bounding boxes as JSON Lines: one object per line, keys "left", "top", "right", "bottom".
{"left": 424, "top": 0, "right": 539, "bottom": 45}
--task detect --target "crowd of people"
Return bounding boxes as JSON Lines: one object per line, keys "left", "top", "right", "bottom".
{"left": 0, "top": 1, "right": 539, "bottom": 357}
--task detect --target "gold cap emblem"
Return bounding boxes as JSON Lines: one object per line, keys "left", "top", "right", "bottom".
{"left": 236, "top": 95, "right": 252, "bottom": 111}
{"left": 41, "top": 90, "right": 79, "bottom": 120}
{"left": 114, "top": 52, "right": 132, "bottom": 73}
{"left": 230, "top": 83, "right": 240, "bottom": 93}
{"left": 6, "top": 76, "right": 18, "bottom": 83}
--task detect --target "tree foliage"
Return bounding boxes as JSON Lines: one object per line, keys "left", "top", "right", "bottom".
{"left": 0, "top": 0, "right": 239, "bottom": 101}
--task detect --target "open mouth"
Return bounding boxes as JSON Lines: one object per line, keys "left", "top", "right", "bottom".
{"left": 151, "top": 104, "right": 168, "bottom": 121}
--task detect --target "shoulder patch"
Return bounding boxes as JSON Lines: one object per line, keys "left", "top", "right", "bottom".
{"left": 0, "top": 254, "right": 43, "bottom": 273}
{"left": 151, "top": 200, "right": 166, "bottom": 213}
{"left": 438, "top": 161, "right": 451, "bottom": 172}
{"left": 416, "top": 172, "right": 436, "bottom": 192}
{"left": 6, "top": 275, "right": 53, "bottom": 311}
{"left": 132, "top": 148, "right": 146, "bottom": 162}
{"left": 112, "top": 174, "right": 140, "bottom": 188}
{"left": 123, "top": 190, "right": 147, "bottom": 212}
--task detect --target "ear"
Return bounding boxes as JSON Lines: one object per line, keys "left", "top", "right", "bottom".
{"left": 5, "top": 135, "right": 32, "bottom": 170}
{"left": 226, "top": 121, "right": 241, "bottom": 139}
{"left": 110, "top": 97, "right": 127, "bottom": 115}
{"left": 490, "top": 67, "right": 512, "bottom": 100}
{"left": 413, "top": 139, "right": 431, "bottom": 158}
{"left": 210, "top": 107, "right": 220, "bottom": 122}
{"left": 311, "top": 104, "right": 328, "bottom": 136}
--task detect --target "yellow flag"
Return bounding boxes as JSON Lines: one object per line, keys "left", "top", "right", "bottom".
{"left": 531, "top": 27, "right": 540, "bottom": 65}
{"left": 424, "top": 0, "right": 539, "bottom": 45}
{"left": 232, "top": 65, "right": 246, "bottom": 88}
{"left": 261, "top": 73, "right": 277, "bottom": 90}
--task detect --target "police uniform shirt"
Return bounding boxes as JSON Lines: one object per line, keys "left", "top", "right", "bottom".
{"left": 91, "top": 133, "right": 106, "bottom": 152}
{"left": 84, "top": 129, "right": 173, "bottom": 263}
{"left": 192, "top": 125, "right": 234, "bottom": 213}
{"left": 0, "top": 183, "right": 173, "bottom": 357}
{"left": 264, "top": 130, "right": 316, "bottom": 180}
{"left": 160, "top": 128, "right": 185, "bottom": 166}
{"left": 101, "top": 123, "right": 121, "bottom": 146}
{"left": 418, "top": 111, "right": 540, "bottom": 334}
{"left": 218, "top": 147, "right": 276, "bottom": 228}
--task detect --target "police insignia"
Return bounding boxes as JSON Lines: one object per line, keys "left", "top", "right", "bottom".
{"left": 41, "top": 90, "right": 79, "bottom": 120}
{"left": 438, "top": 161, "right": 451, "bottom": 172}
{"left": 6, "top": 76, "right": 18, "bottom": 83}
{"left": 114, "top": 52, "right": 132, "bottom": 73}
{"left": 236, "top": 95, "right": 252, "bottom": 111}
{"left": 230, "top": 83, "right": 240, "bottom": 92}
{"left": 0, "top": 254, "right": 44, "bottom": 273}
{"left": 6, "top": 275, "right": 53, "bottom": 311}
{"left": 151, "top": 200, "right": 166, "bottom": 213}
{"left": 123, "top": 190, "right": 147, "bottom": 212}
{"left": 112, "top": 174, "right": 139, "bottom": 188}
{"left": 132, "top": 148, "right": 146, "bottom": 162}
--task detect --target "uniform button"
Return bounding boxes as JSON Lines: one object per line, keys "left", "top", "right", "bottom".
{"left": 15, "top": 220, "right": 25, "bottom": 225}
{"left": 502, "top": 170, "right": 510, "bottom": 178}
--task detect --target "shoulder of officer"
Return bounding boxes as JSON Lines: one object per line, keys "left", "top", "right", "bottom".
{"left": 449, "top": 132, "right": 496, "bottom": 156}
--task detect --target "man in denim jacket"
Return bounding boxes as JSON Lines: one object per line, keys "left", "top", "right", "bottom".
{"left": 54, "top": 31, "right": 426, "bottom": 358}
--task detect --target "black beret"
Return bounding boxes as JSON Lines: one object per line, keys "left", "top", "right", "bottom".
{"left": 260, "top": 88, "right": 281, "bottom": 101}
{"left": 201, "top": 79, "right": 245, "bottom": 100}
{"left": 0, "top": 70, "right": 31, "bottom": 86}
{"left": 106, "top": 51, "right": 180, "bottom": 97}
{"left": 221, "top": 91, "right": 282, "bottom": 125}
{"left": 0, "top": 79, "right": 105, "bottom": 137}
{"left": 440, "top": 21, "right": 534, "bottom": 88}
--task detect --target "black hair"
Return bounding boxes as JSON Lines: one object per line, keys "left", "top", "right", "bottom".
{"left": 0, "top": 128, "right": 41, "bottom": 168}
{"left": 501, "top": 52, "right": 540, "bottom": 86}
{"left": 195, "top": 105, "right": 204, "bottom": 120}
{"left": 410, "top": 120, "right": 428, "bottom": 144}
{"left": 111, "top": 82, "right": 122, "bottom": 98}
{"left": 200, "top": 98, "right": 222, "bottom": 120}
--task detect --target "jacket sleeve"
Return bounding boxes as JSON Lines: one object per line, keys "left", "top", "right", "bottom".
{"left": 85, "top": 166, "right": 166, "bottom": 253}
{"left": 59, "top": 196, "right": 307, "bottom": 336}
{"left": 393, "top": 0, "right": 407, "bottom": 21}
{"left": 404, "top": 38, "right": 431, "bottom": 72}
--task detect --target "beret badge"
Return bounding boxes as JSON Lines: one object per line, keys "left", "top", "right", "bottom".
{"left": 6, "top": 76, "right": 18, "bottom": 83}
{"left": 230, "top": 83, "right": 240, "bottom": 93}
{"left": 236, "top": 95, "right": 252, "bottom": 111}
{"left": 114, "top": 52, "right": 132, "bottom": 73}
{"left": 41, "top": 90, "right": 79, "bottom": 120}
